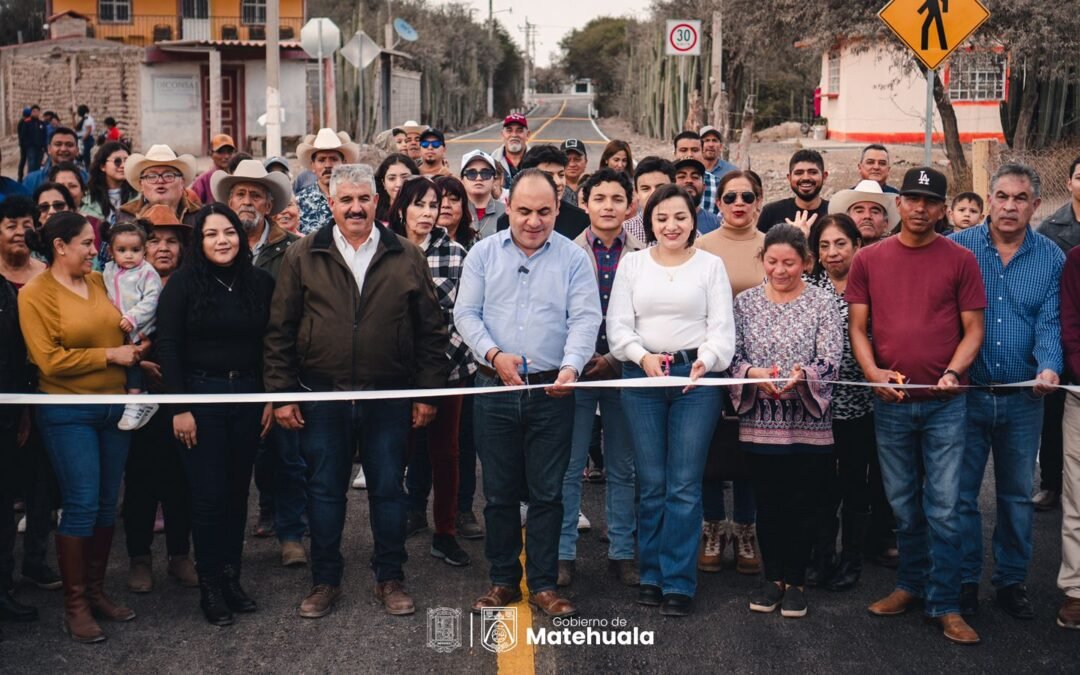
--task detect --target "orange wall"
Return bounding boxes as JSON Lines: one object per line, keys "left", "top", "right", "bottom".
{"left": 54, "top": 0, "right": 304, "bottom": 18}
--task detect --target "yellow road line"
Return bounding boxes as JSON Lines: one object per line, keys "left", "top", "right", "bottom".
{"left": 497, "top": 529, "right": 536, "bottom": 675}
{"left": 529, "top": 99, "right": 567, "bottom": 139}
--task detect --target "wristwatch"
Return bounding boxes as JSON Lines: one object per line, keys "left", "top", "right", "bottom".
{"left": 942, "top": 368, "right": 961, "bottom": 381}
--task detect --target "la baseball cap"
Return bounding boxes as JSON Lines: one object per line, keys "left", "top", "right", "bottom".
{"left": 899, "top": 166, "right": 947, "bottom": 201}
{"left": 503, "top": 113, "right": 528, "bottom": 129}
{"left": 561, "top": 139, "right": 587, "bottom": 157}
{"left": 210, "top": 134, "right": 236, "bottom": 152}
{"left": 461, "top": 149, "right": 497, "bottom": 172}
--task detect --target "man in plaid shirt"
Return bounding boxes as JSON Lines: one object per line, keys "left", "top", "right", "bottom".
{"left": 673, "top": 131, "right": 719, "bottom": 216}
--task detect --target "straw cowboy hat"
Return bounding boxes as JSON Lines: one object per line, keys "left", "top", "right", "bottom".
{"left": 828, "top": 179, "right": 901, "bottom": 229}
{"left": 296, "top": 128, "right": 360, "bottom": 168}
{"left": 210, "top": 159, "right": 293, "bottom": 216}
{"left": 124, "top": 144, "right": 197, "bottom": 192}
{"left": 398, "top": 120, "right": 427, "bottom": 135}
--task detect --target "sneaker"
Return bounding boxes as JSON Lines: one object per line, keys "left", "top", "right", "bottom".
{"left": 697, "top": 520, "right": 727, "bottom": 572}
{"left": 456, "top": 511, "right": 484, "bottom": 540}
{"left": 577, "top": 511, "right": 591, "bottom": 531}
{"left": 520, "top": 502, "right": 528, "bottom": 528}
{"left": 749, "top": 581, "right": 784, "bottom": 613}
{"left": 352, "top": 466, "right": 367, "bottom": 490}
{"left": 1033, "top": 489, "right": 1060, "bottom": 512}
{"left": 430, "top": 534, "right": 470, "bottom": 567}
{"left": 118, "top": 403, "right": 159, "bottom": 431}
{"left": 733, "top": 522, "right": 762, "bottom": 575}
{"left": 406, "top": 511, "right": 429, "bottom": 538}
{"left": 781, "top": 585, "right": 808, "bottom": 618}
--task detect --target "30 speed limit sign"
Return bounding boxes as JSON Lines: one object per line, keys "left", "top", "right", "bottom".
{"left": 665, "top": 19, "right": 701, "bottom": 56}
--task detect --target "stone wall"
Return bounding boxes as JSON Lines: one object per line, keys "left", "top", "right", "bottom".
{"left": 2, "top": 38, "right": 143, "bottom": 148}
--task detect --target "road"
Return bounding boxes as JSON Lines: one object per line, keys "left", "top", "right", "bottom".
{"left": 0, "top": 461, "right": 1075, "bottom": 674}
{"left": 447, "top": 96, "right": 610, "bottom": 172}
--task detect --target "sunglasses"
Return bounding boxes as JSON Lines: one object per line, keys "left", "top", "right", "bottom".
{"left": 111, "top": 157, "right": 126, "bottom": 168}
{"left": 721, "top": 191, "right": 757, "bottom": 205}
{"left": 462, "top": 168, "right": 495, "bottom": 181}
{"left": 420, "top": 140, "right": 444, "bottom": 149}
{"left": 37, "top": 201, "right": 69, "bottom": 214}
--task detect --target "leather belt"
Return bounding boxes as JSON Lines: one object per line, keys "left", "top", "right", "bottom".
{"left": 475, "top": 363, "right": 562, "bottom": 385}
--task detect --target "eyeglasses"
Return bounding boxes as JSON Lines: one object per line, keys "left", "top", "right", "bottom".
{"left": 37, "top": 201, "right": 69, "bottom": 214}
{"left": 110, "top": 157, "right": 126, "bottom": 168}
{"left": 721, "top": 191, "right": 757, "bottom": 205}
{"left": 463, "top": 168, "right": 495, "bottom": 181}
{"left": 420, "top": 140, "right": 444, "bottom": 149}
{"left": 140, "top": 172, "right": 182, "bottom": 184}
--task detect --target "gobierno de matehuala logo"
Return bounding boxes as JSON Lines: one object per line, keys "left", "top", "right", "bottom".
{"left": 427, "top": 607, "right": 656, "bottom": 653}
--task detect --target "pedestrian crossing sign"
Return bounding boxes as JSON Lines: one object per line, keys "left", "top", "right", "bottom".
{"left": 878, "top": 0, "right": 991, "bottom": 70}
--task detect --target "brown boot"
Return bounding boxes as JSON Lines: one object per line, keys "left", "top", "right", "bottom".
{"left": 85, "top": 527, "right": 135, "bottom": 622}
{"left": 868, "top": 588, "right": 918, "bottom": 616}
{"left": 374, "top": 580, "right": 415, "bottom": 616}
{"left": 55, "top": 534, "right": 105, "bottom": 643}
{"left": 127, "top": 555, "right": 153, "bottom": 593}
{"left": 167, "top": 555, "right": 198, "bottom": 588}
{"left": 936, "top": 613, "right": 981, "bottom": 644}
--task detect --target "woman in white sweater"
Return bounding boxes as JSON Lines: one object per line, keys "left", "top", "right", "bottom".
{"left": 607, "top": 183, "right": 735, "bottom": 617}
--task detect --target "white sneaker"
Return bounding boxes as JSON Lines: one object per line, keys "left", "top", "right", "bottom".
{"left": 352, "top": 466, "right": 367, "bottom": 489}
{"left": 17, "top": 515, "right": 26, "bottom": 534}
{"left": 577, "top": 511, "right": 591, "bottom": 531}
{"left": 118, "top": 403, "right": 159, "bottom": 431}
{"left": 520, "top": 502, "right": 529, "bottom": 527}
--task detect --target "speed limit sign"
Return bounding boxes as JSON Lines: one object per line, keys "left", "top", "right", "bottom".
{"left": 665, "top": 19, "right": 701, "bottom": 56}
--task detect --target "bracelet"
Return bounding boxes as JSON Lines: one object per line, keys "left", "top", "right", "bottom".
{"left": 943, "top": 368, "right": 961, "bottom": 381}
{"left": 560, "top": 365, "right": 579, "bottom": 379}
{"left": 488, "top": 349, "right": 503, "bottom": 366}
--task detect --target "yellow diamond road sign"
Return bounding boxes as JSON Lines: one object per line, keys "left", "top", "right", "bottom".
{"left": 878, "top": 0, "right": 991, "bottom": 70}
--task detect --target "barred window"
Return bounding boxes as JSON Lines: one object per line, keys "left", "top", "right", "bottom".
{"left": 98, "top": 0, "right": 131, "bottom": 23}
{"left": 948, "top": 51, "right": 1006, "bottom": 102}
{"left": 827, "top": 50, "right": 841, "bottom": 94}
{"left": 242, "top": 0, "right": 267, "bottom": 24}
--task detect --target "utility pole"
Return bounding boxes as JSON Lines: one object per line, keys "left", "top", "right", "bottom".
{"left": 486, "top": 0, "right": 494, "bottom": 117}
{"left": 265, "top": 0, "right": 281, "bottom": 156}
{"left": 380, "top": 0, "right": 394, "bottom": 131}
{"left": 521, "top": 18, "right": 532, "bottom": 109}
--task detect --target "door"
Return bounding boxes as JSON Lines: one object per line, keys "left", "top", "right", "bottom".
{"left": 182, "top": 0, "right": 211, "bottom": 41}
{"left": 201, "top": 65, "right": 245, "bottom": 153}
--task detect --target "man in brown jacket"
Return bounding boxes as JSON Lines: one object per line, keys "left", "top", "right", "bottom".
{"left": 263, "top": 164, "right": 450, "bottom": 620}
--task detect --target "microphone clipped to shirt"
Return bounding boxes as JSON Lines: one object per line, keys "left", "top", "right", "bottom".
{"left": 518, "top": 266, "right": 530, "bottom": 275}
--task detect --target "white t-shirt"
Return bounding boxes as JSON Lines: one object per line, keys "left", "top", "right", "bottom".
{"left": 607, "top": 248, "right": 735, "bottom": 372}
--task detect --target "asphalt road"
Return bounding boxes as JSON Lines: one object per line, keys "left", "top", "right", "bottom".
{"left": 0, "top": 457, "right": 1075, "bottom": 674}
{"left": 447, "top": 96, "right": 610, "bottom": 173}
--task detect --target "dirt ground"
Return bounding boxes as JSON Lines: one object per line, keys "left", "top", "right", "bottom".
{"left": 597, "top": 117, "right": 951, "bottom": 203}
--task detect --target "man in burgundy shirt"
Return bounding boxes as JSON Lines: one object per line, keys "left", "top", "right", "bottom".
{"left": 1057, "top": 243, "right": 1080, "bottom": 629}
{"left": 847, "top": 166, "right": 986, "bottom": 645}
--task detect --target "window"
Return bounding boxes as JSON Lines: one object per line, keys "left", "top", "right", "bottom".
{"left": 948, "top": 51, "right": 1006, "bottom": 101}
{"left": 827, "top": 49, "right": 841, "bottom": 94}
{"left": 242, "top": 0, "right": 267, "bottom": 24}
{"left": 98, "top": 0, "right": 131, "bottom": 23}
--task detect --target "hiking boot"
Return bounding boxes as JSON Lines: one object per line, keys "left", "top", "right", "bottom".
{"left": 697, "top": 520, "right": 726, "bottom": 573}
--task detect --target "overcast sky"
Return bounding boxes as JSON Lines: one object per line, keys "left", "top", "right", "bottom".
{"left": 431, "top": 0, "right": 654, "bottom": 67}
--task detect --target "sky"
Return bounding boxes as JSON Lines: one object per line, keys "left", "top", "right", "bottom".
{"left": 430, "top": 0, "right": 654, "bottom": 67}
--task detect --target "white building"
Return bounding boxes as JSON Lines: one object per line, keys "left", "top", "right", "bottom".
{"left": 817, "top": 39, "right": 1006, "bottom": 144}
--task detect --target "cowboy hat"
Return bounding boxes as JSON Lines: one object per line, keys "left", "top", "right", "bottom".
{"left": 296, "top": 128, "right": 360, "bottom": 168}
{"left": 137, "top": 203, "right": 191, "bottom": 229}
{"left": 210, "top": 159, "right": 293, "bottom": 216}
{"left": 124, "top": 145, "right": 197, "bottom": 191}
{"left": 398, "top": 120, "right": 427, "bottom": 135}
{"left": 828, "top": 179, "right": 900, "bottom": 229}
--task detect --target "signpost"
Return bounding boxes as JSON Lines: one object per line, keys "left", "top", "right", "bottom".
{"left": 878, "top": 0, "right": 991, "bottom": 164}
{"left": 665, "top": 20, "right": 701, "bottom": 134}
{"left": 301, "top": 17, "right": 342, "bottom": 129}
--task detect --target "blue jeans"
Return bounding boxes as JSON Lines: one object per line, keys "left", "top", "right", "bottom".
{"left": 272, "top": 426, "right": 308, "bottom": 542}
{"left": 958, "top": 390, "right": 1043, "bottom": 588}
{"left": 36, "top": 404, "right": 130, "bottom": 537}
{"left": 873, "top": 395, "right": 966, "bottom": 617}
{"left": 473, "top": 373, "right": 574, "bottom": 594}
{"left": 622, "top": 362, "right": 723, "bottom": 597}
{"left": 299, "top": 398, "right": 411, "bottom": 586}
{"left": 559, "top": 386, "right": 637, "bottom": 561}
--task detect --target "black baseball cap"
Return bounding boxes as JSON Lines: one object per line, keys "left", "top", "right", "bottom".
{"left": 420, "top": 127, "right": 445, "bottom": 143}
{"left": 673, "top": 157, "right": 706, "bottom": 175}
{"left": 899, "top": 166, "right": 947, "bottom": 201}
{"left": 561, "top": 139, "right": 587, "bottom": 157}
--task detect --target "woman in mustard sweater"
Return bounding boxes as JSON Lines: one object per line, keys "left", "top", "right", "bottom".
{"left": 19, "top": 212, "right": 142, "bottom": 644}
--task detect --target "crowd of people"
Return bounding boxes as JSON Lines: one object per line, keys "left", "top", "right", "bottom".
{"left": 1, "top": 110, "right": 1080, "bottom": 651}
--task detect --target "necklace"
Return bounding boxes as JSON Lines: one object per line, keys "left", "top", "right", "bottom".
{"left": 212, "top": 272, "right": 237, "bottom": 292}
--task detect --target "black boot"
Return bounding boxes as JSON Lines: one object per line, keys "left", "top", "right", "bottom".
{"left": 826, "top": 510, "right": 870, "bottom": 592}
{"left": 221, "top": 565, "right": 256, "bottom": 613}
{"left": 198, "top": 575, "right": 234, "bottom": 626}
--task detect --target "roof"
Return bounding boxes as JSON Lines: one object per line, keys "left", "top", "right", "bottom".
{"left": 156, "top": 39, "right": 304, "bottom": 50}
{"left": 46, "top": 10, "right": 91, "bottom": 22}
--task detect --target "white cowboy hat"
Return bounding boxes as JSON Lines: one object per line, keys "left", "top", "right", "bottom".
{"left": 828, "top": 179, "right": 900, "bottom": 229}
{"left": 124, "top": 144, "right": 197, "bottom": 191}
{"left": 398, "top": 120, "right": 427, "bottom": 135}
{"left": 210, "top": 159, "right": 293, "bottom": 216}
{"left": 296, "top": 128, "right": 360, "bottom": 169}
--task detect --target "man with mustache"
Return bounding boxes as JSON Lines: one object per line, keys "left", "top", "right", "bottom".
{"left": 265, "top": 164, "right": 450, "bottom": 620}
{"left": 758, "top": 149, "right": 830, "bottom": 234}
{"left": 211, "top": 159, "right": 297, "bottom": 280}
{"left": 847, "top": 166, "right": 987, "bottom": 645}
{"left": 828, "top": 180, "right": 900, "bottom": 246}
{"left": 295, "top": 128, "right": 360, "bottom": 235}
{"left": 417, "top": 128, "right": 452, "bottom": 177}
{"left": 949, "top": 164, "right": 1063, "bottom": 621}
{"left": 493, "top": 114, "right": 530, "bottom": 191}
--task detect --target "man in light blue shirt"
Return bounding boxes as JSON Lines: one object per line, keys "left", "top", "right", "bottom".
{"left": 950, "top": 163, "right": 1064, "bottom": 620}
{"left": 455, "top": 168, "right": 601, "bottom": 620}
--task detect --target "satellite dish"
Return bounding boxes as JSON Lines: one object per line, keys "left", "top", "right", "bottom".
{"left": 393, "top": 18, "right": 419, "bottom": 42}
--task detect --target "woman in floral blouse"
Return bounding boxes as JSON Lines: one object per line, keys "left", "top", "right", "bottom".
{"left": 727, "top": 224, "right": 843, "bottom": 619}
